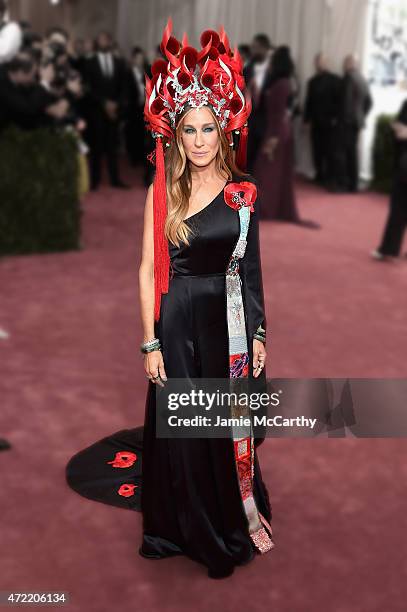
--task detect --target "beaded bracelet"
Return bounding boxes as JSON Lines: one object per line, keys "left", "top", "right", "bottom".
{"left": 254, "top": 334, "right": 266, "bottom": 344}
{"left": 253, "top": 325, "right": 266, "bottom": 345}
{"left": 140, "top": 338, "right": 161, "bottom": 354}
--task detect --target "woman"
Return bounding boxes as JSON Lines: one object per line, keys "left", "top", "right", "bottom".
{"left": 66, "top": 20, "right": 274, "bottom": 579}
{"left": 372, "top": 99, "right": 407, "bottom": 260}
{"left": 254, "top": 46, "right": 301, "bottom": 222}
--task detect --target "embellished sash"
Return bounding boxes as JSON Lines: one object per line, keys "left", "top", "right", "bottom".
{"left": 224, "top": 181, "right": 274, "bottom": 554}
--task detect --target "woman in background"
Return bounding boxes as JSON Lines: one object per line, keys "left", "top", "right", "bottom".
{"left": 253, "top": 46, "right": 300, "bottom": 222}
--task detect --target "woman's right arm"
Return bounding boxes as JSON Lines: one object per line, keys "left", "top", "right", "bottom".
{"left": 138, "top": 185, "right": 167, "bottom": 385}
{"left": 139, "top": 185, "right": 155, "bottom": 342}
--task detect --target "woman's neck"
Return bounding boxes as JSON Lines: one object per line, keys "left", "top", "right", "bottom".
{"left": 189, "top": 159, "right": 225, "bottom": 185}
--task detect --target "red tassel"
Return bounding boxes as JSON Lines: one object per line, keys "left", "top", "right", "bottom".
{"left": 235, "top": 124, "right": 248, "bottom": 172}
{"left": 153, "top": 137, "right": 170, "bottom": 321}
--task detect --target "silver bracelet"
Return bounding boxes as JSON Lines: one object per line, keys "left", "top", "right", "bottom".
{"left": 253, "top": 334, "right": 266, "bottom": 344}
{"left": 253, "top": 325, "right": 266, "bottom": 344}
{"left": 140, "top": 338, "right": 161, "bottom": 354}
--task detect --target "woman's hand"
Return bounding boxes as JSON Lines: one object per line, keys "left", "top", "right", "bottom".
{"left": 144, "top": 350, "right": 167, "bottom": 387}
{"left": 253, "top": 339, "right": 267, "bottom": 378}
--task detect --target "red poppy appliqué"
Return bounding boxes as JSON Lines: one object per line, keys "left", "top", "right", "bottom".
{"left": 224, "top": 181, "right": 257, "bottom": 213}
{"left": 107, "top": 451, "right": 137, "bottom": 468}
{"left": 118, "top": 484, "right": 138, "bottom": 497}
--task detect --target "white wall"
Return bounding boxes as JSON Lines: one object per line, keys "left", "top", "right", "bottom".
{"left": 9, "top": 0, "right": 117, "bottom": 39}
{"left": 117, "top": 0, "right": 368, "bottom": 77}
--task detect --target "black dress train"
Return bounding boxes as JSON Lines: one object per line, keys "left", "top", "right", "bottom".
{"left": 66, "top": 173, "right": 272, "bottom": 577}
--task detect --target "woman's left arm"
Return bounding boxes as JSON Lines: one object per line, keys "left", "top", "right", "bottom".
{"left": 239, "top": 179, "right": 268, "bottom": 377}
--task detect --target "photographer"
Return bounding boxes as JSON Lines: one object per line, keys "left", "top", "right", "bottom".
{"left": 54, "top": 66, "right": 88, "bottom": 135}
{"left": 28, "top": 35, "right": 87, "bottom": 133}
{"left": 33, "top": 57, "right": 72, "bottom": 128}
{"left": 0, "top": 52, "right": 69, "bottom": 131}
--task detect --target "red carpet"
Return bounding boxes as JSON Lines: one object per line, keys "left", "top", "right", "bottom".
{"left": 1, "top": 168, "right": 406, "bottom": 611}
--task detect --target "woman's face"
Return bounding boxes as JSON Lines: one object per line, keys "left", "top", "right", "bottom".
{"left": 179, "top": 106, "right": 220, "bottom": 168}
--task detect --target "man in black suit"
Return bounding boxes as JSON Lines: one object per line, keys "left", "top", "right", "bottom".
{"left": 338, "top": 55, "right": 373, "bottom": 192}
{"left": 124, "top": 46, "right": 154, "bottom": 187}
{"left": 125, "top": 48, "right": 147, "bottom": 165}
{"left": 243, "top": 33, "right": 274, "bottom": 172}
{"left": 83, "top": 31, "right": 128, "bottom": 190}
{"left": 304, "top": 53, "right": 342, "bottom": 188}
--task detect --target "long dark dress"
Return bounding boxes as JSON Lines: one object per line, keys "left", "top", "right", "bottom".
{"left": 253, "top": 78, "right": 300, "bottom": 222}
{"left": 66, "top": 173, "right": 273, "bottom": 577}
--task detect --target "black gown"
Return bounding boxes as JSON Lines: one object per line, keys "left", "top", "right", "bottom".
{"left": 66, "top": 173, "right": 273, "bottom": 577}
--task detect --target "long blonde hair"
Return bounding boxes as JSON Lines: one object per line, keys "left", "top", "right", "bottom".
{"left": 164, "top": 105, "right": 246, "bottom": 247}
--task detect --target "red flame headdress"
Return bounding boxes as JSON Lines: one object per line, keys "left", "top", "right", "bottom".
{"left": 144, "top": 18, "right": 252, "bottom": 321}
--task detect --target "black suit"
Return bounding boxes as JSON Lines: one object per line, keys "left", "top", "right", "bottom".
{"left": 124, "top": 64, "right": 146, "bottom": 165}
{"left": 69, "top": 54, "right": 89, "bottom": 79}
{"left": 337, "top": 70, "right": 373, "bottom": 191}
{"left": 124, "top": 62, "right": 154, "bottom": 187}
{"left": 82, "top": 53, "right": 127, "bottom": 188}
{"left": 304, "top": 71, "right": 342, "bottom": 185}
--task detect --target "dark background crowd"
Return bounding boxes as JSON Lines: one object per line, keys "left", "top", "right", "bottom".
{"left": 0, "top": 0, "right": 152, "bottom": 189}
{"left": 243, "top": 35, "right": 373, "bottom": 198}
{"left": 1, "top": 1, "right": 373, "bottom": 195}
{"left": 0, "top": 1, "right": 405, "bottom": 262}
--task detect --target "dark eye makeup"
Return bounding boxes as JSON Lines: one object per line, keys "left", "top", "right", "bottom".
{"left": 183, "top": 124, "right": 216, "bottom": 134}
